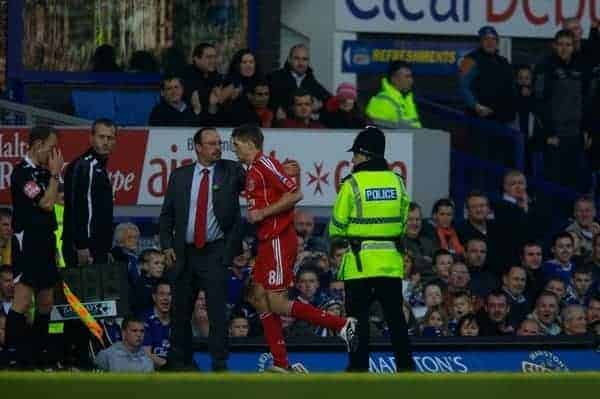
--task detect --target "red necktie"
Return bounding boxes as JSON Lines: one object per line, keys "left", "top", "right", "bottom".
{"left": 194, "top": 168, "right": 210, "bottom": 248}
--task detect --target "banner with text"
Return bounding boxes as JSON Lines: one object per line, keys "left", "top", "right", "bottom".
{"left": 336, "top": 0, "right": 600, "bottom": 38}
{"left": 0, "top": 127, "right": 447, "bottom": 208}
{"left": 342, "top": 40, "right": 475, "bottom": 75}
{"left": 194, "top": 349, "right": 600, "bottom": 373}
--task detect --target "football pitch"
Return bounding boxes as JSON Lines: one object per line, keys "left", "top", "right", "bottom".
{"left": 1, "top": 373, "right": 599, "bottom": 399}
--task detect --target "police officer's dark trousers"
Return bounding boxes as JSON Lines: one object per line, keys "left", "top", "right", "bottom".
{"left": 345, "top": 277, "right": 414, "bottom": 372}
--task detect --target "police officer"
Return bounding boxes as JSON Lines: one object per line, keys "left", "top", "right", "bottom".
{"left": 63, "top": 118, "right": 117, "bottom": 267}
{"left": 328, "top": 127, "right": 414, "bottom": 372}
{"left": 6, "top": 126, "right": 63, "bottom": 367}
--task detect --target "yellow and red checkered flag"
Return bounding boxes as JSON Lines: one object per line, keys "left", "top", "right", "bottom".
{"left": 62, "top": 282, "right": 105, "bottom": 347}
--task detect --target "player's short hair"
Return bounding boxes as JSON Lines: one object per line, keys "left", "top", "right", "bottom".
{"left": 231, "top": 124, "right": 264, "bottom": 150}
{"left": 92, "top": 118, "right": 117, "bottom": 135}
{"left": 29, "top": 125, "right": 57, "bottom": 146}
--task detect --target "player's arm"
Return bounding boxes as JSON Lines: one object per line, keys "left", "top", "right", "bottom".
{"left": 328, "top": 180, "right": 353, "bottom": 238}
{"left": 257, "top": 190, "right": 303, "bottom": 221}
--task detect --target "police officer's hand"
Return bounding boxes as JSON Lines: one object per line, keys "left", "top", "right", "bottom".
{"left": 247, "top": 209, "right": 264, "bottom": 224}
{"left": 163, "top": 248, "right": 176, "bottom": 269}
{"left": 77, "top": 248, "right": 93, "bottom": 266}
{"left": 48, "top": 148, "right": 64, "bottom": 176}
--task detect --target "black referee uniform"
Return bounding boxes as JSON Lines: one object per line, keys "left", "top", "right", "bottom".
{"left": 8, "top": 156, "right": 59, "bottom": 366}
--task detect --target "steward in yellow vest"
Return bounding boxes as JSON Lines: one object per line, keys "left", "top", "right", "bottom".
{"left": 365, "top": 61, "right": 422, "bottom": 129}
{"left": 328, "top": 127, "right": 415, "bottom": 372}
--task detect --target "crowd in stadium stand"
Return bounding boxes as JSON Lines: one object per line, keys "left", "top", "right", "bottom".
{"left": 2, "top": 19, "right": 600, "bottom": 372}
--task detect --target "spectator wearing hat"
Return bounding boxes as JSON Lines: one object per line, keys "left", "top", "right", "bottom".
{"left": 459, "top": 26, "right": 516, "bottom": 124}
{"left": 366, "top": 61, "right": 422, "bottom": 129}
{"left": 321, "top": 83, "right": 365, "bottom": 129}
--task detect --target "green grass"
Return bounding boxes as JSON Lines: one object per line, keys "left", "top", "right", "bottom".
{"left": 1, "top": 372, "right": 599, "bottom": 398}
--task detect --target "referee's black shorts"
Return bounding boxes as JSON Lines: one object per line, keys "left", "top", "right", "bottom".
{"left": 13, "top": 229, "right": 59, "bottom": 291}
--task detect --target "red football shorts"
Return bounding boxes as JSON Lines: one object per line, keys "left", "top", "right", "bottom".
{"left": 253, "top": 225, "right": 297, "bottom": 291}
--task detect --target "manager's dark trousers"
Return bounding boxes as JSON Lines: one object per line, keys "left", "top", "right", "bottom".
{"left": 169, "top": 240, "right": 228, "bottom": 370}
{"left": 345, "top": 277, "right": 415, "bottom": 372}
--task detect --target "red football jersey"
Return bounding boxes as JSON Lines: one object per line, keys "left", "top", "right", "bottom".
{"left": 245, "top": 153, "right": 298, "bottom": 240}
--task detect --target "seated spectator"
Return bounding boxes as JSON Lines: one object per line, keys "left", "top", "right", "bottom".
{"left": 228, "top": 239, "right": 252, "bottom": 309}
{"left": 142, "top": 281, "right": 172, "bottom": 369}
{"left": 132, "top": 249, "right": 166, "bottom": 316}
{"left": 464, "top": 238, "right": 497, "bottom": 298}
{"left": 329, "top": 279, "right": 345, "bottom": 304}
{"left": 275, "top": 89, "right": 325, "bottom": 129}
{"left": 446, "top": 262, "right": 471, "bottom": 297}
{"left": 571, "top": 264, "right": 594, "bottom": 305}
{"left": 432, "top": 199, "right": 464, "bottom": 257}
{"left": 586, "top": 294, "right": 600, "bottom": 326}
{"left": 224, "top": 78, "right": 274, "bottom": 127}
{"left": 90, "top": 44, "right": 121, "bottom": 72}
{"left": 366, "top": 61, "right": 422, "bottom": 128}
{"left": 544, "top": 278, "right": 569, "bottom": 306}
{"left": 229, "top": 314, "right": 250, "bottom": 338}
{"left": 293, "top": 267, "right": 328, "bottom": 307}
{"left": 225, "top": 48, "right": 261, "bottom": 95}
{"left": 315, "top": 299, "right": 345, "bottom": 337}
{"left": 565, "top": 196, "right": 599, "bottom": 258}
{"left": 516, "top": 319, "right": 541, "bottom": 336}
{"left": 182, "top": 43, "right": 224, "bottom": 110}
{"left": 423, "top": 282, "right": 444, "bottom": 317}
{"left": 148, "top": 76, "right": 206, "bottom": 126}
{"left": 191, "top": 290, "right": 209, "bottom": 338}
{"left": 402, "top": 251, "right": 425, "bottom": 314}
{"left": 111, "top": 222, "right": 141, "bottom": 287}
{"left": 456, "top": 314, "right": 480, "bottom": 337}
{"left": 528, "top": 291, "right": 562, "bottom": 335}
{"left": 502, "top": 265, "right": 530, "bottom": 327}
{"left": 542, "top": 232, "right": 576, "bottom": 287}
{"left": 0, "top": 209, "right": 12, "bottom": 266}
{"left": 95, "top": 316, "right": 154, "bottom": 373}
{"left": 404, "top": 203, "right": 439, "bottom": 280}
{"left": 269, "top": 44, "right": 331, "bottom": 118}
{"left": 494, "top": 170, "right": 539, "bottom": 269}
{"left": 0, "top": 266, "right": 14, "bottom": 315}
{"left": 429, "top": 249, "right": 453, "bottom": 289}
{"left": 328, "top": 239, "right": 347, "bottom": 277}
{"left": 561, "top": 304, "right": 587, "bottom": 335}
{"left": 520, "top": 241, "right": 545, "bottom": 302}
{"left": 477, "top": 290, "right": 514, "bottom": 336}
{"left": 586, "top": 234, "right": 600, "bottom": 282}
{"left": 458, "top": 191, "right": 501, "bottom": 273}
{"left": 420, "top": 306, "right": 448, "bottom": 337}
{"left": 321, "top": 83, "right": 364, "bottom": 129}
{"left": 295, "top": 209, "right": 327, "bottom": 251}
{"left": 448, "top": 291, "right": 474, "bottom": 335}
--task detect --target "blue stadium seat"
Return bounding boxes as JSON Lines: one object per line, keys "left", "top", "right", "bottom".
{"left": 114, "top": 90, "right": 159, "bottom": 126}
{"left": 71, "top": 90, "right": 117, "bottom": 121}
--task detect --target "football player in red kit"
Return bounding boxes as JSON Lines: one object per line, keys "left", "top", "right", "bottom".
{"left": 231, "top": 125, "right": 357, "bottom": 372}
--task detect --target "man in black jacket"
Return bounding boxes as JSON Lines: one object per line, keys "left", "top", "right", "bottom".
{"left": 533, "top": 29, "right": 586, "bottom": 189}
{"left": 182, "top": 43, "right": 224, "bottom": 110}
{"left": 63, "top": 118, "right": 117, "bottom": 267}
{"left": 148, "top": 76, "right": 211, "bottom": 127}
{"left": 268, "top": 44, "right": 331, "bottom": 118}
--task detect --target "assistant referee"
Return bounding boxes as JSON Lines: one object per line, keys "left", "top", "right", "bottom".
{"left": 328, "top": 127, "right": 415, "bottom": 372}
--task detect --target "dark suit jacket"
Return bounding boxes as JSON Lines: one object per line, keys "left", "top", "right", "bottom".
{"left": 159, "top": 160, "right": 246, "bottom": 275}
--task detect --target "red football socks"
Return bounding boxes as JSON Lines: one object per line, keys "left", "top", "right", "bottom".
{"left": 290, "top": 300, "right": 346, "bottom": 331}
{"left": 260, "top": 312, "right": 289, "bottom": 369}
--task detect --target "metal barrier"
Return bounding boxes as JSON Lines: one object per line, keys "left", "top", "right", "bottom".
{"left": 0, "top": 98, "right": 92, "bottom": 126}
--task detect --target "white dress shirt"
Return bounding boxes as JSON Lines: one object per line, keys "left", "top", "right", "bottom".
{"left": 186, "top": 163, "right": 224, "bottom": 243}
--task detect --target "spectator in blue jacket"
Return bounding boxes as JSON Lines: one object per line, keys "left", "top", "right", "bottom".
{"left": 142, "top": 281, "right": 172, "bottom": 369}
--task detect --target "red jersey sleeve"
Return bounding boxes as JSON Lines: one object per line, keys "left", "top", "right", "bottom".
{"left": 257, "top": 156, "right": 297, "bottom": 193}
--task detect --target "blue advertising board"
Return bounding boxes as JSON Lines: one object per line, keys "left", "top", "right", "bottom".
{"left": 342, "top": 40, "right": 474, "bottom": 75}
{"left": 194, "top": 349, "right": 600, "bottom": 373}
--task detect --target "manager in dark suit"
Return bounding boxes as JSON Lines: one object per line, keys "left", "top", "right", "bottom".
{"left": 160, "top": 127, "right": 245, "bottom": 371}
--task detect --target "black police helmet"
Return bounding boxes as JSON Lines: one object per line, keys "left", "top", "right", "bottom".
{"left": 347, "top": 126, "right": 386, "bottom": 158}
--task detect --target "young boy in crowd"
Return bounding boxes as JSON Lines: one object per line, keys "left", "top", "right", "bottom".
{"left": 448, "top": 291, "right": 474, "bottom": 334}
{"left": 132, "top": 249, "right": 166, "bottom": 316}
